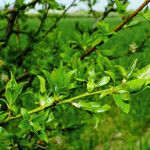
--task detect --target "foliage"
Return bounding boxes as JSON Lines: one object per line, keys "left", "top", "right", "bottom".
{"left": 0, "top": 0, "right": 150, "bottom": 149}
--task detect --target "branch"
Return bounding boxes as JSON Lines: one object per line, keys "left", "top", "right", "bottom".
{"left": 1, "top": 76, "right": 149, "bottom": 124}
{"left": 0, "top": 88, "right": 107, "bottom": 124}
{"left": 87, "top": 0, "right": 97, "bottom": 18}
{"left": 0, "top": 0, "right": 38, "bottom": 50}
{"left": 80, "top": 0, "right": 150, "bottom": 60}
{"left": 45, "top": 0, "right": 76, "bottom": 35}
{"left": 35, "top": 4, "right": 50, "bottom": 36}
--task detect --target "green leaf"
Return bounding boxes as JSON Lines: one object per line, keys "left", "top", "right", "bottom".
{"left": 38, "top": 129, "right": 48, "bottom": 143}
{"left": 97, "top": 21, "right": 110, "bottom": 34}
{"left": 100, "top": 89, "right": 112, "bottom": 99}
{"left": 87, "top": 78, "right": 95, "bottom": 92}
{"left": 143, "top": 11, "right": 150, "bottom": 21}
{"left": 115, "top": 0, "right": 128, "bottom": 14}
{"left": 37, "top": 75, "right": 46, "bottom": 93}
{"left": 31, "top": 122, "right": 42, "bottom": 131}
{"left": 136, "top": 64, "right": 150, "bottom": 79}
{"left": 0, "top": 112, "right": 8, "bottom": 122}
{"left": 31, "top": 110, "right": 49, "bottom": 123}
{"left": 126, "top": 79, "right": 146, "bottom": 93}
{"left": 47, "top": 112, "right": 54, "bottom": 123}
{"left": 113, "top": 94, "right": 130, "bottom": 113}
{"left": 115, "top": 65, "right": 127, "bottom": 79}
{"left": 127, "top": 58, "right": 138, "bottom": 78}
{"left": 75, "top": 78, "right": 87, "bottom": 82}
{"left": 96, "top": 76, "right": 110, "bottom": 87}
{"left": 105, "top": 70, "right": 116, "bottom": 83}
{"left": 21, "top": 108, "right": 30, "bottom": 119}
{"left": 92, "top": 37, "right": 102, "bottom": 47}
{"left": 42, "top": 70, "right": 52, "bottom": 89}
{"left": 19, "top": 119, "right": 31, "bottom": 130}
{"left": 72, "top": 101, "right": 111, "bottom": 113}
{"left": 117, "top": 90, "right": 130, "bottom": 101}
{"left": 124, "top": 20, "right": 141, "bottom": 28}
{"left": 43, "top": 65, "right": 71, "bottom": 94}
{"left": 5, "top": 73, "right": 27, "bottom": 105}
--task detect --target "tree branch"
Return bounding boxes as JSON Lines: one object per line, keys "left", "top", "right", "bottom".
{"left": 1, "top": 76, "right": 149, "bottom": 124}
{"left": 0, "top": 0, "right": 38, "bottom": 50}
{"left": 0, "top": 87, "right": 111, "bottom": 124}
{"left": 45, "top": 0, "right": 76, "bottom": 35}
{"left": 80, "top": 0, "right": 150, "bottom": 60}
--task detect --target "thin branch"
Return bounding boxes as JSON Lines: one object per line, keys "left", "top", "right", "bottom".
{"left": 1, "top": 75, "right": 149, "bottom": 124}
{"left": 45, "top": 0, "right": 76, "bottom": 35}
{"left": 0, "top": 88, "right": 108, "bottom": 124}
{"left": 80, "top": 0, "right": 150, "bottom": 60}
{"left": 87, "top": 0, "right": 97, "bottom": 18}
{"left": 35, "top": 4, "right": 50, "bottom": 36}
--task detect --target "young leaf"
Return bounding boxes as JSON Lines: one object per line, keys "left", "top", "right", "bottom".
{"left": 143, "top": 11, "right": 150, "bottom": 21}
{"left": 96, "top": 76, "right": 110, "bottom": 87}
{"left": 126, "top": 79, "right": 146, "bottom": 93}
{"left": 72, "top": 101, "right": 111, "bottom": 113}
{"left": 87, "top": 78, "right": 95, "bottom": 92}
{"left": 100, "top": 89, "right": 112, "bottom": 99}
{"left": 115, "top": 65, "right": 127, "bottom": 79}
{"left": 37, "top": 75, "right": 46, "bottom": 93}
{"left": 136, "top": 64, "right": 150, "bottom": 79}
{"left": 31, "top": 110, "right": 49, "bottom": 124}
{"left": 117, "top": 90, "right": 130, "bottom": 101}
{"left": 5, "top": 73, "right": 27, "bottom": 105}
{"left": 127, "top": 58, "right": 138, "bottom": 79}
{"left": 19, "top": 119, "right": 32, "bottom": 130}
{"left": 113, "top": 94, "right": 130, "bottom": 113}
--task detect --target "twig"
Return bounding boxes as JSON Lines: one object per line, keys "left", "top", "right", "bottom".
{"left": 0, "top": 88, "right": 107, "bottom": 124}
{"left": 80, "top": 0, "right": 150, "bottom": 60}
{"left": 1, "top": 76, "right": 149, "bottom": 124}
{"left": 87, "top": 0, "right": 97, "bottom": 18}
{"left": 35, "top": 4, "right": 50, "bottom": 36}
{"left": 45, "top": 0, "right": 76, "bottom": 35}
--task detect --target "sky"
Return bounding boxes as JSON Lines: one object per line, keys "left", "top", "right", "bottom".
{"left": 0, "top": 0, "right": 149, "bottom": 12}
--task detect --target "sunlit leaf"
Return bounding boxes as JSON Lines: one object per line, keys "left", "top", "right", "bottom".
{"left": 96, "top": 76, "right": 110, "bottom": 87}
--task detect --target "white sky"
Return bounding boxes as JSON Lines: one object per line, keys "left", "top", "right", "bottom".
{"left": 0, "top": 0, "right": 149, "bottom": 11}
